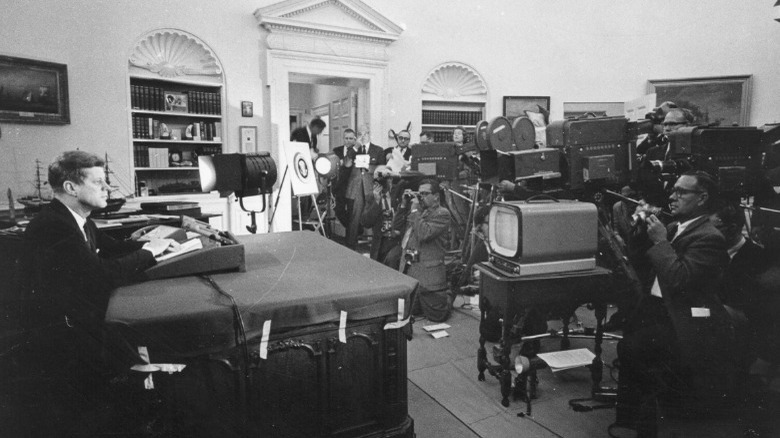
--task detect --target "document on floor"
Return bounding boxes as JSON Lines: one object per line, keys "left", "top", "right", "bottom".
{"left": 422, "top": 323, "right": 451, "bottom": 332}
{"left": 536, "top": 348, "right": 596, "bottom": 372}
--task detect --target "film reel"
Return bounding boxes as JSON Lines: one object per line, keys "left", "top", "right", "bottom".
{"left": 512, "top": 116, "right": 536, "bottom": 151}
{"left": 475, "top": 120, "right": 490, "bottom": 151}
{"left": 487, "top": 116, "right": 514, "bottom": 152}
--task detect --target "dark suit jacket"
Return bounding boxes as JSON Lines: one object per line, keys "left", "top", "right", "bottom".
{"left": 646, "top": 216, "right": 735, "bottom": 387}
{"left": 360, "top": 189, "right": 399, "bottom": 260}
{"left": 291, "top": 126, "right": 316, "bottom": 151}
{"left": 21, "top": 198, "right": 156, "bottom": 327}
{"left": 722, "top": 239, "right": 765, "bottom": 304}
{"left": 393, "top": 202, "right": 451, "bottom": 291}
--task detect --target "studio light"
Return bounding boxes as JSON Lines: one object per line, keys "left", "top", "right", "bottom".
{"left": 314, "top": 153, "right": 340, "bottom": 179}
{"left": 776, "top": 0, "right": 780, "bottom": 22}
{"left": 199, "top": 153, "right": 278, "bottom": 233}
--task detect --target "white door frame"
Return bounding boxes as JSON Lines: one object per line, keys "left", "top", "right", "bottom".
{"left": 266, "top": 50, "right": 388, "bottom": 232}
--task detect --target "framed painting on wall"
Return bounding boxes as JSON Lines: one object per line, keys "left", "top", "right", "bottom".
{"left": 0, "top": 55, "right": 70, "bottom": 124}
{"left": 563, "top": 102, "right": 625, "bottom": 119}
{"left": 503, "top": 96, "right": 550, "bottom": 121}
{"left": 647, "top": 75, "right": 752, "bottom": 126}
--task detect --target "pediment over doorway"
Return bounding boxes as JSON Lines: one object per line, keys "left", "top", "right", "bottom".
{"left": 255, "top": 0, "right": 403, "bottom": 60}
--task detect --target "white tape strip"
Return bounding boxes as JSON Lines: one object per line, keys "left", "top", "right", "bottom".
{"left": 259, "top": 320, "right": 271, "bottom": 359}
{"left": 132, "top": 346, "right": 187, "bottom": 390}
{"left": 339, "top": 310, "right": 347, "bottom": 343}
{"left": 384, "top": 298, "right": 411, "bottom": 330}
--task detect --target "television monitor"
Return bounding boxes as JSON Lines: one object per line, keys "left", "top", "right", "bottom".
{"left": 487, "top": 200, "right": 598, "bottom": 275}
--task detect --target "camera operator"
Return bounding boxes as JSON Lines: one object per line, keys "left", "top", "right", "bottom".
{"left": 393, "top": 178, "right": 453, "bottom": 322}
{"left": 614, "top": 171, "right": 735, "bottom": 438}
{"left": 637, "top": 101, "right": 677, "bottom": 155}
{"left": 360, "top": 165, "right": 402, "bottom": 268}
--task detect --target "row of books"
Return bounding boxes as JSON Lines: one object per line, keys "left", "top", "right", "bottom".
{"left": 429, "top": 129, "right": 474, "bottom": 143}
{"left": 422, "top": 110, "right": 483, "bottom": 126}
{"left": 132, "top": 116, "right": 222, "bottom": 141}
{"left": 130, "top": 85, "right": 221, "bottom": 115}
{"left": 133, "top": 145, "right": 221, "bottom": 168}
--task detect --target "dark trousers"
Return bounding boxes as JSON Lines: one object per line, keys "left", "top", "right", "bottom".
{"left": 616, "top": 297, "right": 679, "bottom": 438}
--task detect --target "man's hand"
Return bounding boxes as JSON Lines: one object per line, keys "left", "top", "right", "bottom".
{"left": 499, "top": 180, "right": 516, "bottom": 193}
{"left": 142, "top": 238, "right": 180, "bottom": 257}
{"left": 646, "top": 214, "right": 667, "bottom": 244}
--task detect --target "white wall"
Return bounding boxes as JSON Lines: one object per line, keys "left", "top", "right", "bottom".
{"left": 2, "top": 0, "right": 779, "bottom": 226}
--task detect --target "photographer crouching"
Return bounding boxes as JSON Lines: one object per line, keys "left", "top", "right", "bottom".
{"left": 613, "top": 171, "right": 737, "bottom": 438}
{"left": 393, "top": 178, "right": 453, "bottom": 323}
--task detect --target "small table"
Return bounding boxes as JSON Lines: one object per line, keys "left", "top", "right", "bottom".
{"left": 476, "top": 263, "right": 615, "bottom": 407}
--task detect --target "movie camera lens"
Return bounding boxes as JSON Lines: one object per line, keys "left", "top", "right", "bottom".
{"left": 645, "top": 158, "right": 692, "bottom": 176}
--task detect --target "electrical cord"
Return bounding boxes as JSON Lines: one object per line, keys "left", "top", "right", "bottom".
{"left": 200, "top": 275, "right": 251, "bottom": 403}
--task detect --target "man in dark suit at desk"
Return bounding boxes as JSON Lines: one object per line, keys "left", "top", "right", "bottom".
{"left": 17, "top": 151, "right": 176, "bottom": 435}
{"left": 615, "top": 171, "right": 733, "bottom": 438}
{"left": 291, "top": 117, "right": 326, "bottom": 153}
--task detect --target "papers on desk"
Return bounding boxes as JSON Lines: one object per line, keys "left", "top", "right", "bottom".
{"left": 155, "top": 238, "right": 203, "bottom": 262}
{"left": 93, "top": 215, "right": 151, "bottom": 228}
{"left": 536, "top": 348, "right": 595, "bottom": 372}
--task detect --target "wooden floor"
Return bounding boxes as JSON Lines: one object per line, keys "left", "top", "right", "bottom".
{"left": 406, "top": 298, "right": 780, "bottom": 438}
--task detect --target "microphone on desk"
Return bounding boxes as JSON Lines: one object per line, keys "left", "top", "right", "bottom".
{"left": 181, "top": 216, "right": 236, "bottom": 245}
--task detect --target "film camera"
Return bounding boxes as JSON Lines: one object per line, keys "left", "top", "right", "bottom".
{"left": 642, "top": 125, "right": 765, "bottom": 196}
{"left": 404, "top": 248, "right": 420, "bottom": 263}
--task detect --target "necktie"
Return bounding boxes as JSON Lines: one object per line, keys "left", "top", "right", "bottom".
{"left": 84, "top": 223, "right": 96, "bottom": 253}
{"left": 359, "top": 145, "right": 366, "bottom": 155}
{"left": 668, "top": 222, "right": 680, "bottom": 242}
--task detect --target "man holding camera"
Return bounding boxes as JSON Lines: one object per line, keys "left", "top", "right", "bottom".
{"left": 615, "top": 171, "right": 734, "bottom": 437}
{"left": 393, "top": 178, "right": 452, "bottom": 322}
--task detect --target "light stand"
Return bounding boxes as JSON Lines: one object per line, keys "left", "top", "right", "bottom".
{"left": 314, "top": 153, "right": 340, "bottom": 238}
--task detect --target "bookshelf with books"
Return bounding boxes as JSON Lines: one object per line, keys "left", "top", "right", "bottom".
{"left": 129, "top": 76, "right": 224, "bottom": 196}
{"left": 421, "top": 101, "right": 484, "bottom": 143}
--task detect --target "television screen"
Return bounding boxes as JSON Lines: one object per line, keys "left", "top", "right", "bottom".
{"left": 490, "top": 204, "right": 519, "bottom": 258}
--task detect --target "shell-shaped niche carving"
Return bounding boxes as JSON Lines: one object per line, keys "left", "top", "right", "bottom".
{"left": 129, "top": 30, "right": 222, "bottom": 78}
{"left": 422, "top": 63, "right": 487, "bottom": 99}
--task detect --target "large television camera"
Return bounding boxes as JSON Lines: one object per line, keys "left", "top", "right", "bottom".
{"left": 645, "top": 125, "right": 765, "bottom": 196}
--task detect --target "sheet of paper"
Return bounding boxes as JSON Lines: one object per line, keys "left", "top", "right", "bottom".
{"left": 536, "top": 348, "right": 595, "bottom": 372}
{"left": 422, "top": 323, "right": 451, "bottom": 332}
{"left": 430, "top": 330, "right": 449, "bottom": 339}
{"left": 155, "top": 238, "right": 203, "bottom": 262}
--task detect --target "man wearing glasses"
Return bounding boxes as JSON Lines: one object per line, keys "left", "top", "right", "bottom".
{"left": 385, "top": 130, "right": 413, "bottom": 173}
{"left": 614, "top": 171, "right": 734, "bottom": 438}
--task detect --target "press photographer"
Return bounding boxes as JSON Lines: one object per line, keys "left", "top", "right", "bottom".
{"left": 393, "top": 179, "right": 452, "bottom": 322}
{"left": 615, "top": 170, "right": 736, "bottom": 437}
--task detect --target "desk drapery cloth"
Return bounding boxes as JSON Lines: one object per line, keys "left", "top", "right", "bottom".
{"left": 105, "top": 231, "right": 419, "bottom": 361}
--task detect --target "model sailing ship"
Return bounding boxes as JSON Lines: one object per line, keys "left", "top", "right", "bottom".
{"left": 17, "top": 159, "right": 51, "bottom": 211}
{"left": 91, "top": 153, "right": 129, "bottom": 216}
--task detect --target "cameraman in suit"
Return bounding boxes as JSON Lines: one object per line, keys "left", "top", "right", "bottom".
{"left": 615, "top": 171, "right": 734, "bottom": 438}
{"left": 394, "top": 178, "right": 452, "bottom": 322}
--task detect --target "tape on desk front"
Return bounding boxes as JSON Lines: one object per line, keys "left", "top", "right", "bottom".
{"left": 384, "top": 298, "right": 410, "bottom": 330}
{"left": 259, "top": 320, "right": 272, "bottom": 359}
{"left": 339, "top": 311, "right": 347, "bottom": 343}
{"left": 130, "top": 346, "right": 186, "bottom": 390}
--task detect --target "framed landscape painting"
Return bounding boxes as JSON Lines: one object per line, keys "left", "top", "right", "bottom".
{"left": 648, "top": 75, "right": 751, "bottom": 126}
{"left": 0, "top": 55, "right": 70, "bottom": 124}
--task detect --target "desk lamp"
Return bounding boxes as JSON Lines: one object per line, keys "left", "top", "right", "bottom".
{"left": 199, "top": 153, "right": 277, "bottom": 233}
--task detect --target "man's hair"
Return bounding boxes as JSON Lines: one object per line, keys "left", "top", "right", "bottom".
{"left": 49, "top": 151, "right": 104, "bottom": 193}
{"left": 667, "top": 107, "right": 695, "bottom": 124}
{"left": 420, "top": 131, "right": 432, "bottom": 139}
{"left": 452, "top": 126, "right": 465, "bottom": 135}
{"left": 343, "top": 128, "right": 355, "bottom": 136}
{"left": 683, "top": 170, "right": 718, "bottom": 208}
{"left": 310, "top": 117, "right": 326, "bottom": 130}
{"left": 711, "top": 198, "right": 745, "bottom": 229}
{"left": 419, "top": 178, "right": 441, "bottom": 195}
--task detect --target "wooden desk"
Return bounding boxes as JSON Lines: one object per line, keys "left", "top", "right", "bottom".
{"left": 106, "top": 231, "right": 416, "bottom": 438}
{"left": 475, "top": 263, "right": 615, "bottom": 407}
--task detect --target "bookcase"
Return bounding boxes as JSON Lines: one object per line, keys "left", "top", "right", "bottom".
{"left": 129, "top": 76, "right": 224, "bottom": 196}
{"left": 421, "top": 101, "right": 484, "bottom": 143}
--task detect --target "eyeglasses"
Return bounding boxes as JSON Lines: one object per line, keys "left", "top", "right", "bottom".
{"left": 418, "top": 191, "right": 432, "bottom": 196}
{"left": 663, "top": 121, "right": 686, "bottom": 127}
{"left": 397, "top": 136, "right": 410, "bottom": 141}
{"left": 670, "top": 187, "right": 704, "bottom": 197}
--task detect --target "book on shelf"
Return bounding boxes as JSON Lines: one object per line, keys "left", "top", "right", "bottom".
{"left": 148, "top": 147, "right": 169, "bottom": 168}
{"left": 140, "top": 201, "right": 199, "bottom": 212}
